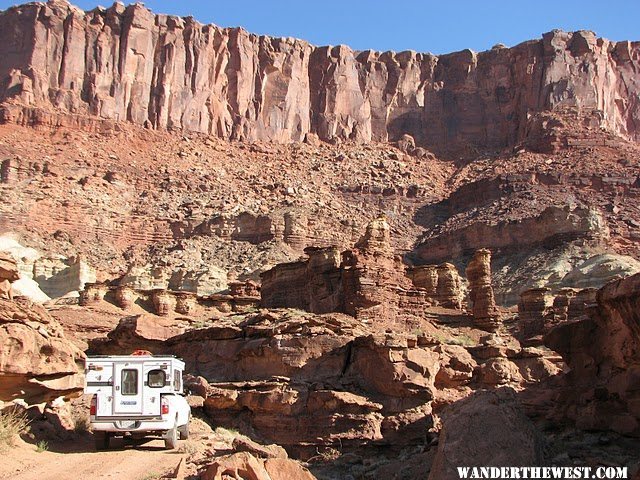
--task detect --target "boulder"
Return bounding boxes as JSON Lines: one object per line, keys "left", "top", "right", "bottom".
{"left": 90, "top": 314, "right": 185, "bottom": 354}
{"left": 434, "top": 345, "right": 477, "bottom": 388}
{"left": 232, "top": 437, "right": 288, "bottom": 459}
{"left": 478, "top": 358, "right": 524, "bottom": 386}
{"left": 201, "top": 452, "right": 316, "bottom": 480}
{"left": 0, "top": 252, "right": 20, "bottom": 301}
{"left": 428, "top": 390, "right": 545, "bottom": 480}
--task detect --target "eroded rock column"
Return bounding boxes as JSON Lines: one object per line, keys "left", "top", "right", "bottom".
{"left": 436, "top": 263, "right": 463, "bottom": 309}
{"left": 151, "top": 289, "right": 175, "bottom": 316}
{"left": 175, "top": 292, "right": 197, "bottom": 315}
{"left": 115, "top": 285, "right": 136, "bottom": 309}
{"left": 409, "top": 265, "right": 438, "bottom": 296}
{"left": 466, "top": 249, "right": 500, "bottom": 331}
{"left": 79, "top": 282, "right": 109, "bottom": 306}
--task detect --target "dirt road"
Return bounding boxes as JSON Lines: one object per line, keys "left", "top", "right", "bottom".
{"left": 0, "top": 438, "right": 184, "bottom": 480}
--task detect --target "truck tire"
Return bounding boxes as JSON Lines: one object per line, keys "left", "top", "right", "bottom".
{"left": 178, "top": 422, "right": 189, "bottom": 440}
{"left": 164, "top": 425, "right": 178, "bottom": 450}
{"left": 94, "top": 431, "right": 110, "bottom": 451}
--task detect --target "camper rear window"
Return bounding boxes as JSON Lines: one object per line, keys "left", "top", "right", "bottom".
{"left": 121, "top": 369, "right": 138, "bottom": 396}
{"left": 148, "top": 369, "right": 166, "bottom": 388}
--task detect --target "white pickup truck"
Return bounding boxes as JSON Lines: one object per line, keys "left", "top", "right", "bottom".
{"left": 84, "top": 353, "right": 191, "bottom": 450}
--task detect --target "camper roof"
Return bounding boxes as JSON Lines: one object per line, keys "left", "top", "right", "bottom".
{"left": 85, "top": 355, "right": 182, "bottom": 360}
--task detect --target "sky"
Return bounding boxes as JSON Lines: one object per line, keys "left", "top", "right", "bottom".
{"left": 0, "top": 0, "right": 638, "bottom": 54}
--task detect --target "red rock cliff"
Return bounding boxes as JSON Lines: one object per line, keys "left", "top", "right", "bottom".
{"left": 1, "top": 0, "right": 639, "bottom": 152}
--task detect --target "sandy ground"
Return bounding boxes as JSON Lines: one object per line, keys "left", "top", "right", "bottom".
{"left": 0, "top": 437, "right": 186, "bottom": 480}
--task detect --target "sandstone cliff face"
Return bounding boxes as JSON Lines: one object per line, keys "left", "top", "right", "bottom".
{"left": 0, "top": 1, "right": 638, "bottom": 152}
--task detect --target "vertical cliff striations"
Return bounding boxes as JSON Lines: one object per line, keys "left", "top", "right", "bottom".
{"left": 0, "top": 1, "right": 638, "bottom": 152}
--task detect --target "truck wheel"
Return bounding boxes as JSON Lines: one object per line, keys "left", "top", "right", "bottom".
{"left": 164, "top": 425, "right": 178, "bottom": 450}
{"left": 178, "top": 422, "right": 189, "bottom": 440}
{"left": 94, "top": 431, "right": 110, "bottom": 451}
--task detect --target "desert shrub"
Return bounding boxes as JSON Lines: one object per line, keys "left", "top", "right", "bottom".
{"left": 0, "top": 408, "right": 30, "bottom": 449}
{"left": 73, "top": 414, "right": 91, "bottom": 433}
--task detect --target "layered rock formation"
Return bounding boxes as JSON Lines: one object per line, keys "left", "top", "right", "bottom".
{"left": 545, "top": 272, "right": 640, "bottom": 435}
{"left": 408, "top": 264, "right": 464, "bottom": 309}
{"left": 119, "top": 263, "right": 228, "bottom": 296}
{"left": 518, "top": 288, "right": 553, "bottom": 342}
{"left": 518, "top": 286, "right": 597, "bottom": 345}
{"left": 89, "top": 311, "right": 439, "bottom": 453}
{"left": 261, "top": 217, "right": 465, "bottom": 324}
{"left": 0, "top": 298, "right": 84, "bottom": 402}
{"left": 260, "top": 246, "right": 343, "bottom": 314}
{"left": 0, "top": 1, "right": 638, "bottom": 153}
{"left": 415, "top": 205, "right": 608, "bottom": 265}
{"left": 85, "top": 305, "right": 560, "bottom": 457}
{"left": 79, "top": 280, "right": 260, "bottom": 317}
{"left": 0, "top": 237, "right": 96, "bottom": 301}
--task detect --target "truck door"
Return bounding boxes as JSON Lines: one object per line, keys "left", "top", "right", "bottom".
{"left": 113, "top": 362, "right": 144, "bottom": 415}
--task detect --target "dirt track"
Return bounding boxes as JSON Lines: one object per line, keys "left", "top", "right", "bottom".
{"left": 0, "top": 438, "right": 184, "bottom": 480}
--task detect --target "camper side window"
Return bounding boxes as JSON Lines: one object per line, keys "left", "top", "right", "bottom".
{"left": 148, "top": 369, "right": 166, "bottom": 388}
{"left": 173, "top": 370, "right": 182, "bottom": 392}
{"left": 121, "top": 369, "right": 138, "bottom": 396}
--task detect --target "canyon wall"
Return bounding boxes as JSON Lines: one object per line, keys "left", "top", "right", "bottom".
{"left": 0, "top": 0, "right": 639, "bottom": 152}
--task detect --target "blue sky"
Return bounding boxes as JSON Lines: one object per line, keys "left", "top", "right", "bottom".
{"left": 1, "top": 0, "right": 638, "bottom": 54}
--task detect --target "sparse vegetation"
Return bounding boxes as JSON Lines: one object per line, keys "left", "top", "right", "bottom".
{"left": 214, "top": 426, "right": 240, "bottom": 441}
{"left": 139, "top": 473, "right": 161, "bottom": 480}
{"left": 73, "top": 413, "right": 90, "bottom": 433}
{"left": 191, "top": 320, "right": 210, "bottom": 330}
{"left": 177, "top": 440, "right": 199, "bottom": 456}
{"left": 308, "top": 446, "right": 341, "bottom": 463}
{"left": 448, "top": 334, "right": 475, "bottom": 347}
{"left": 432, "top": 331, "right": 476, "bottom": 347}
{"left": 36, "top": 440, "right": 49, "bottom": 452}
{"left": 0, "top": 408, "right": 30, "bottom": 450}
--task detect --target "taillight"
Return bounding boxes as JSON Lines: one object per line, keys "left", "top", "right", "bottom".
{"left": 161, "top": 397, "right": 169, "bottom": 415}
{"left": 90, "top": 396, "right": 97, "bottom": 416}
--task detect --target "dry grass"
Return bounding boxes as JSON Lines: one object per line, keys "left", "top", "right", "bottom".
{"left": 177, "top": 440, "right": 199, "bottom": 456}
{"left": 73, "top": 412, "right": 91, "bottom": 433}
{"left": 214, "top": 426, "right": 240, "bottom": 441}
{"left": 0, "top": 408, "right": 30, "bottom": 450}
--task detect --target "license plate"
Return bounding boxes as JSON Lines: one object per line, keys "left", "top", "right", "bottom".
{"left": 116, "top": 420, "right": 137, "bottom": 429}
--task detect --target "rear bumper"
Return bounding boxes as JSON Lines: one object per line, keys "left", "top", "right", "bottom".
{"left": 91, "top": 416, "right": 175, "bottom": 433}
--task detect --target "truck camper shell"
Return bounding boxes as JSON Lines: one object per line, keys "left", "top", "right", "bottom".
{"left": 84, "top": 351, "right": 190, "bottom": 450}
